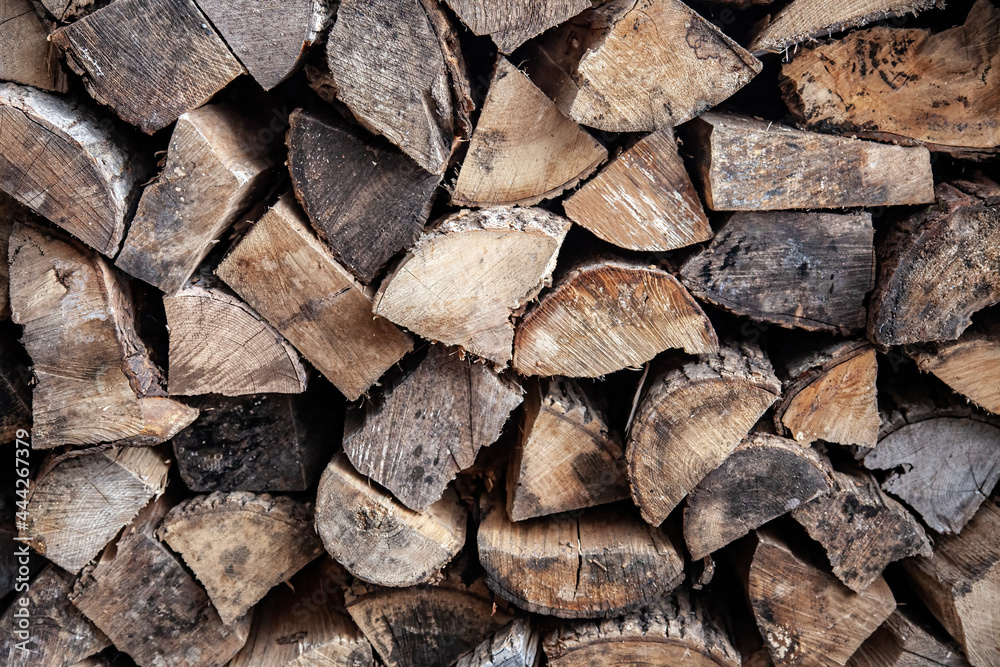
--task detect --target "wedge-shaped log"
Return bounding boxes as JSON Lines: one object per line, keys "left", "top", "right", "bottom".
{"left": 9, "top": 224, "right": 197, "bottom": 448}
{"left": 527, "top": 0, "right": 761, "bottom": 132}
{"left": 375, "top": 207, "right": 569, "bottom": 366}
{"left": 344, "top": 344, "right": 522, "bottom": 512}
{"left": 514, "top": 259, "right": 718, "bottom": 377}
{"left": 563, "top": 129, "right": 712, "bottom": 252}
{"left": 217, "top": 195, "right": 412, "bottom": 400}
{"left": 455, "top": 619, "right": 539, "bottom": 667}
{"left": 0, "top": 84, "right": 147, "bottom": 255}
{"left": 688, "top": 112, "right": 934, "bottom": 210}
{"left": 50, "top": 0, "right": 244, "bottom": 134}
{"left": 680, "top": 211, "right": 875, "bottom": 333}
{"left": 683, "top": 434, "right": 833, "bottom": 561}
{"left": 0, "top": 0, "right": 68, "bottom": 91}
{"left": 628, "top": 342, "right": 781, "bottom": 526}
{"left": 850, "top": 609, "right": 971, "bottom": 667}
{"left": 287, "top": 109, "right": 440, "bottom": 284}
{"left": 315, "top": 453, "right": 467, "bottom": 587}
{"left": 909, "top": 318, "right": 1000, "bottom": 415}
{"left": 444, "top": 0, "right": 589, "bottom": 53}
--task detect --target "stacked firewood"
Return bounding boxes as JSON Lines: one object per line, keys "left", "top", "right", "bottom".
{"left": 0, "top": 0, "right": 998, "bottom": 665}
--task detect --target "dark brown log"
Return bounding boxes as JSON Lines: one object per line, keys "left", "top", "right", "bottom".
{"left": 454, "top": 619, "right": 539, "bottom": 667}
{"left": 849, "top": 609, "right": 970, "bottom": 667}
{"left": 908, "top": 317, "right": 1000, "bottom": 415}
{"left": 443, "top": 0, "right": 589, "bottom": 53}
{"left": 0, "top": 323, "right": 31, "bottom": 444}
{"left": 0, "top": 0, "right": 68, "bottom": 92}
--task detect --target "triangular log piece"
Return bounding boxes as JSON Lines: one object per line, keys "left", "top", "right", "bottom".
{"left": 443, "top": 0, "right": 589, "bottom": 53}
{"left": 849, "top": 608, "right": 971, "bottom": 667}
{"left": 908, "top": 317, "right": 1000, "bottom": 415}
{"left": 0, "top": 0, "right": 68, "bottom": 91}
{"left": 454, "top": 619, "right": 540, "bottom": 667}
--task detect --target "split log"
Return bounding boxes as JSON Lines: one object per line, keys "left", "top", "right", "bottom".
{"left": 8, "top": 224, "right": 198, "bottom": 448}
{"left": 902, "top": 500, "right": 1000, "bottom": 667}
{"left": 50, "top": 0, "right": 245, "bottom": 134}
{"left": 849, "top": 609, "right": 971, "bottom": 667}
{"left": 683, "top": 434, "right": 833, "bottom": 561}
{"left": 507, "top": 378, "right": 629, "bottom": 522}
{"left": 563, "top": 129, "right": 712, "bottom": 252}
{"left": 455, "top": 619, "right": 540, "bottom": 667}
{"left": 688, "top": 112, "right": 935, "bottom": 210}
{"left": 773, "top": 341, "right": 880, "bottom": 448}
{"left": 164, "top": 281, "right": 307, "bottom": 396}
{"left": 542, "top": 588, "right": 740, "bottom": 667}
{"left": 627, "top": 341, "right": 781, "bottom": 526}
{"left": 477, "top": 497, "right": 685, "bottom": 618}
{"left": 0, "top": 565, "right": 110, "bottom": 667}
{"left": 115, "top": 105, "right": 277, "bottom": 295}
{"left": 792, "top": 468, "right": 932, "bottom": 593}
{"left": 0, "top": 324, "right": 31, "bottom": 444}
{"left": 0, "top": 84, "right": 148, "bottom": 255}
{"left": 780, "top": 0, "right": 1000, "bottom": 157}
{"left": 157, "top": 492, "right": 324, "bottom": 625}
{"left": 39, "top": 0, "right": 105, "bottom": 20}
{"left": 680, "top": 211, "right": 875, "bottom": 333}
{"left": 195, "top": 0, "right": 332, "bottom": 90}
{"left": 344, "top": 344, "right": 522, "bottom": 512}
{"left": 908, "top": 319, "right": 1000, "bottom": 415}
{"left": 451, "top": 57, "right": 606, "bottom": 207}
{"left": 526, "top": 0, "right": 761, "bottom": 132}
{"left": 216, "top": 195, "right": 413, "bottom": 401}
{"left": 20, "top": 446, "right": 169, "bottom": 573}
{"left": 443, "top": 0, "right": 589, "bottom": 53}
{"left": 374, "top": 207, "right": 570, "bottom": 366}
{"left": 868, "top": 179, "right": 1000, "bottom": 347}
{"left": 70, "top": 496, "right": 252, "bottom": 667}
{"left": 325, "top": 0, "right": 472, "bottom": 174}
{"left": 744, "top": 529, "right": 896, "bottom": 667}
{"left": 286, "top": 109, "right": 440, "bottom": 284}
{"left": 0, "top": 0, "right": 68, "bottom": 91}
{"left": 513, "top": 259, "right": 719, "bottom": 377}
{"left": 314, "top": 453, "right": 467, "bottom": 587}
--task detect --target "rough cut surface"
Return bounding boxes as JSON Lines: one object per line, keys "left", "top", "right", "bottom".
{"left": 0, "top": 0, "right": 68, "bottom": 92}
{"left": 909, "top": 319, "right": 1000, "bottom": 415}
{"left": 850, "top": 609, "right": 971, "bottom": 667}
{"left": 454, "top": 619, "right": 539, "bottom": 667}
{"left": 444, "top": 0, "right": 589, "bottom": 53}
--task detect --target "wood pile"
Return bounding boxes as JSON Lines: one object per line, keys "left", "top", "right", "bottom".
{"left": 0, "top": 0, "right": 999, "bottom": 666}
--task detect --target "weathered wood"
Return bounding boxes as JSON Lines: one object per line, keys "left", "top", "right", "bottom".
{"left": 680, "top": 211, "right": 875, "bottom": 333}
{"left": 286, "top": 109, "right": 440, "bottom": 284}
{"left": 50, "top": 0, "right": 245, "bottom": 134}
{"left": 849, "top": 609, "right": 971, "bottom": 667}
{"left": 478, "top": 496, "right": 685, "bottom": 618}
{"left": 20, "top": 446, "right": 169, "bottom": 573}
{"left": 315, "top": 453, "right": 467, "bottom": 587}
{"left": 780, "top": 0, "right": 1000, "bottom": 157}
{"left": 868, "top": 179, "right": 1000, "bottom": 347}
{"left": 216, "top": 195, "right": 413, "bottom": 401}
{"left": 507, "top": 378, "right": 629, "bottom": 521}
{"left": 0, "top": 84, "right": 148, "bottom": 255}
{"left": 0, "top": 0, "right": 68, "bottom": 91}
{"left": 455, "top": 619, "right": 539, "bottom": 667}
{"left": 444, "top": 0, "right": 589, "bottom": 53}
{"left": 39, "top": 0, "right": 105, "bottom": 20}
{"left": 909, "top": 319, "right": 1000, "bottom": 415}
{"left": 157, "top": 492, "right": 324, "bottom": 625}
{"left": 792, "top": 468, "right": 932, "bottom": 593}
{"left": 688, "top": 112, "right": 935, "bottom": 210}
{"left": 325, "top": 0, "right": 472, "bottom": 174}
{"left": 116, "top": 105, "right": 277, "bottom": 295}
{"left": 627, "top": 341, "right": 781, "bottom": 526}
{"left": 527, "top": 0, "right": 761, "bottom": 132}
{"left": 8, "top": 224, "right": 198, "bottom": 448}
{"left": 452, "top": 57, "right": 606, "bottom": 207}
{"left": 563, "top": 129, "right": 712, "bottom": 252}
{"left": 745, "top": 529, "right": 896, "bottom": 667}
{"left": 344, "top": 344, "right": 522, "bottom": 512}
{"left": 683, "top": 434, "right": 833, "bottom": 561}
{"left": 374, "top": 207, "right": 569, "bottom": 366}
{"left": 513, "top": 258, "right": 719, "bottom": 377}
{"left": 0, "top": 324, "right": 31, "bottom": 443}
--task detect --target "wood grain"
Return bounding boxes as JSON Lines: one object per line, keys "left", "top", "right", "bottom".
{"left": 444, "top": 0, "right": 589, "bottom": 53}
{"left": 0, "top": 0, "right": 68, "bottom": 92}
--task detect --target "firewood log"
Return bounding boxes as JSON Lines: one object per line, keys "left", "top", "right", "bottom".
{"left": 780, "top": 0, "right": 1000, "bottom": 157}
{"left": 628, "top": 341, "right": 781, "bottom": 526}
{"left": 314, "top": 453, "right": 467, "bottom": 587}
{"left": 507, "top": 378, "right": 629, "bottom": 522}
{"left": 683, "top": 434, "right": 834, "bottom": 561}
{"left": 0, "top": 0, "right": 68, "bottom": 91}
{"left": 868, "top": 178, "right": 1000, "bottom": 346}
{"left": 688, "top": 112, "right": 935, "bottom": 210}
{"left": 70, "top": 496, "right": 252, "bottom": 667}
{"left": 792, "top": 468, "right": 932, "bottom": 593}
{"left": 344, "top": 344, "right": 522, "bottom": 512}
{"left": 0, "top": 84, "right": 148, "bottom": 255}
{"left": 157, "top": 492, "right": 324, "bottom": 625}
{"left": 20, "top": 446, "right": 169, "bottom": 573}
{"left": 526, "top": 0, "right": 761, "bottom": 132}
{"left": 902, "top": 500, "right": 1000, "bottom": 667}
{"left": 115, "top": 105, "right": 277, "bottom": 295}
{"left": 451, "top": 57, "right": 606, "bottom": 207}
{"left": 443, "top": 0, "right": 589, "bottom": 53}
{"left": 513, "top": 258, "right": 719, "bottom": 377}
{"left": 8, "top": 224, "right": 198, "bottom": 448}
{"left": 454, "top": 619, "right": 540, "bottom": 667}
{"left": 39, "top": 0, "right": 104, "bottom": 20}
{"left": 908, "top": 317, "right": 1000, "bottom": 415}
{"left": 849, "top": 609, "right": 971, "bottom": 667}
{"left": 216, "top": 194, "right": 413, "bottom": 401}
{"left": 49, "top": 0, "right": 245, "bottom": 134}
{"left": 0, "top": 324, "right": 30, "bottom": 444}
{"left": 563, "top": 128, "right": 712, "bottom": 252}
{"left": 286, "top": 109, "right": 440, "bottom": 284}
{"left": 374, "top": 207, "right": 570, "bottom": 366}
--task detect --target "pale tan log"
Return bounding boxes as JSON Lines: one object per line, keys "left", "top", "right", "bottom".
{"left": 0, "top": 0, "right": 68, "bottom": 92}
{"left": 909, "top": 319, "right": 1000, "bottom": 415}
{"left": 444, "top": 0, "right": 589, "bottom": 53}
